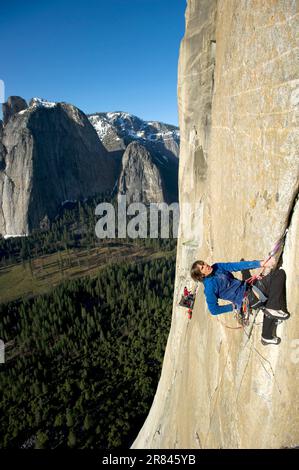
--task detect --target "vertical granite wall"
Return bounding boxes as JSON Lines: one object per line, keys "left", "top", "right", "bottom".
{"left": 132, "top": 0, "right": 299, "bottom": 449}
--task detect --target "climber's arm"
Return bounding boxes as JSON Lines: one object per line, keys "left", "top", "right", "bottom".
{"left": 215, "top": 260, "right": 261, "bottom": 272}
{"left": 215, "top": 256, "right": 276, "bottom": 272}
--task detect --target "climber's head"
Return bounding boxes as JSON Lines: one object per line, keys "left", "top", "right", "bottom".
{"left": 190, "top": 260, "right": 213, "bottom": 282}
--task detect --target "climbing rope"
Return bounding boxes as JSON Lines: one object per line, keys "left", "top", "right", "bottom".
{"left": 246, "top": 228, "right": 288, "bottom": 285}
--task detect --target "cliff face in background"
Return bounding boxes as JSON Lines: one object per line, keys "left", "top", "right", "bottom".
{"left": 118, "top": 142, "right": 165, "bottom": 204}
{"left": 89, "top": 112, "right": 179, "bottom": 203}
{"left": 133, "top": 0, "right": 299, "bottom": 449}
{"left": 0, "top": 98, "right": 114, "bottom": 237}
{"left": 2, "top": 96, "right": 28, "bottom": 126}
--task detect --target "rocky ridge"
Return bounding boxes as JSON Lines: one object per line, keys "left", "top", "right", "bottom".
{"left": 0, "top": 98, "right": 180, "bottom": 237}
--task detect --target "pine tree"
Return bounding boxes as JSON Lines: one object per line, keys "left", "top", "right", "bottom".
{"left": 67, "top": 430, "right": 76, "bottom": 448}
{"left": 54, "top": 414, "right": 63, "bottom": 427}
{"left": 83, "top": 414, "right": 93, "bottom": 431}
{"left": 66, "top": 409, "right": 74, "bottom": 427}
{"left": 35, "top": 431, "right": 48, "bottom": 449}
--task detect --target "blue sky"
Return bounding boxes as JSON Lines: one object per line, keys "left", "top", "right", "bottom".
{"left": 0, "top": 0, "right": 186, "bottom": 125}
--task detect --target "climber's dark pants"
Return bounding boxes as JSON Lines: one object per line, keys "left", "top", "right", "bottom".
{"left": 249, "top": 269, "right": 287, "bottom": 339}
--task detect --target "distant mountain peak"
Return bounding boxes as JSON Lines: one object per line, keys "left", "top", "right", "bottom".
{"left": 88, "top": 111, "right": 180, "bottom": 151}
{"left": 29, "top": 97, "right": 57, "bottom": 109}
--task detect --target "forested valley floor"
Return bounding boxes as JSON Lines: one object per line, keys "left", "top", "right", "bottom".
{"left": 0, "top": 194, "right": 176, "bottom": 448}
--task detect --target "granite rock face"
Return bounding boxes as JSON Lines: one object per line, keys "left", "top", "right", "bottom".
{"left": 132, "top": 0, "right": 299, "bottom": 449}
{"left": 118, "top": 142, "right": 165, "bottom": 204}
{"left": 89, "top": 111, "right": 180, "bottom": 201}
{"left": 2, "top": 96, "right": 28, "bottom": 126}
{"left": 0, "top": 98, "right": 114, "bottom": 237}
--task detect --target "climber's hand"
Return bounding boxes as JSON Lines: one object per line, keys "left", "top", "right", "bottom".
{"left": 260, "top": 256, "right": 275, "bottom": 268}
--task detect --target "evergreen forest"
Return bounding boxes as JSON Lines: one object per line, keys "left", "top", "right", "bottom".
{"left": 0, "top": 193, "right": 177, "bottom": 448}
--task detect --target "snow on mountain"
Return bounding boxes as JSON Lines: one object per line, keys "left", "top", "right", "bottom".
{"left": 29, "top": 97, "right": 57, "bottom": 109}
{"left": 87, "top": 111, "right": 180, "bottom": 156}
{"left": 88, "top": 114, "right": 115, "bottom": 139}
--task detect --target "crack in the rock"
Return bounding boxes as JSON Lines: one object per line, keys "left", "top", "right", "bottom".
{"left": 285, "top": 186, "right": 299, "bottom": 226}
{"left": 195, "top": 431, "right": 202, "bottom": 448}
{"left": 278, "top": 186, "right": 299, "bottom": 267}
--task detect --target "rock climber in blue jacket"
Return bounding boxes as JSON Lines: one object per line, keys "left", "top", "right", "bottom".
{"left": 190, "top": 258, "right": 290, "bottom": 345}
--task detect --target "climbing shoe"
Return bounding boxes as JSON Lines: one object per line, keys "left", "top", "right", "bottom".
{"left": 264, "top": 308, "right": 290, "bottom": 320}
{"left": 261, "top": 336, "right": 281, "bottom": 346}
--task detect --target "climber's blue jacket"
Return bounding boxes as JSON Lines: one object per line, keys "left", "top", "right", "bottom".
{"left": 203, "top": 260, "right": 261, "bottom": 315}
